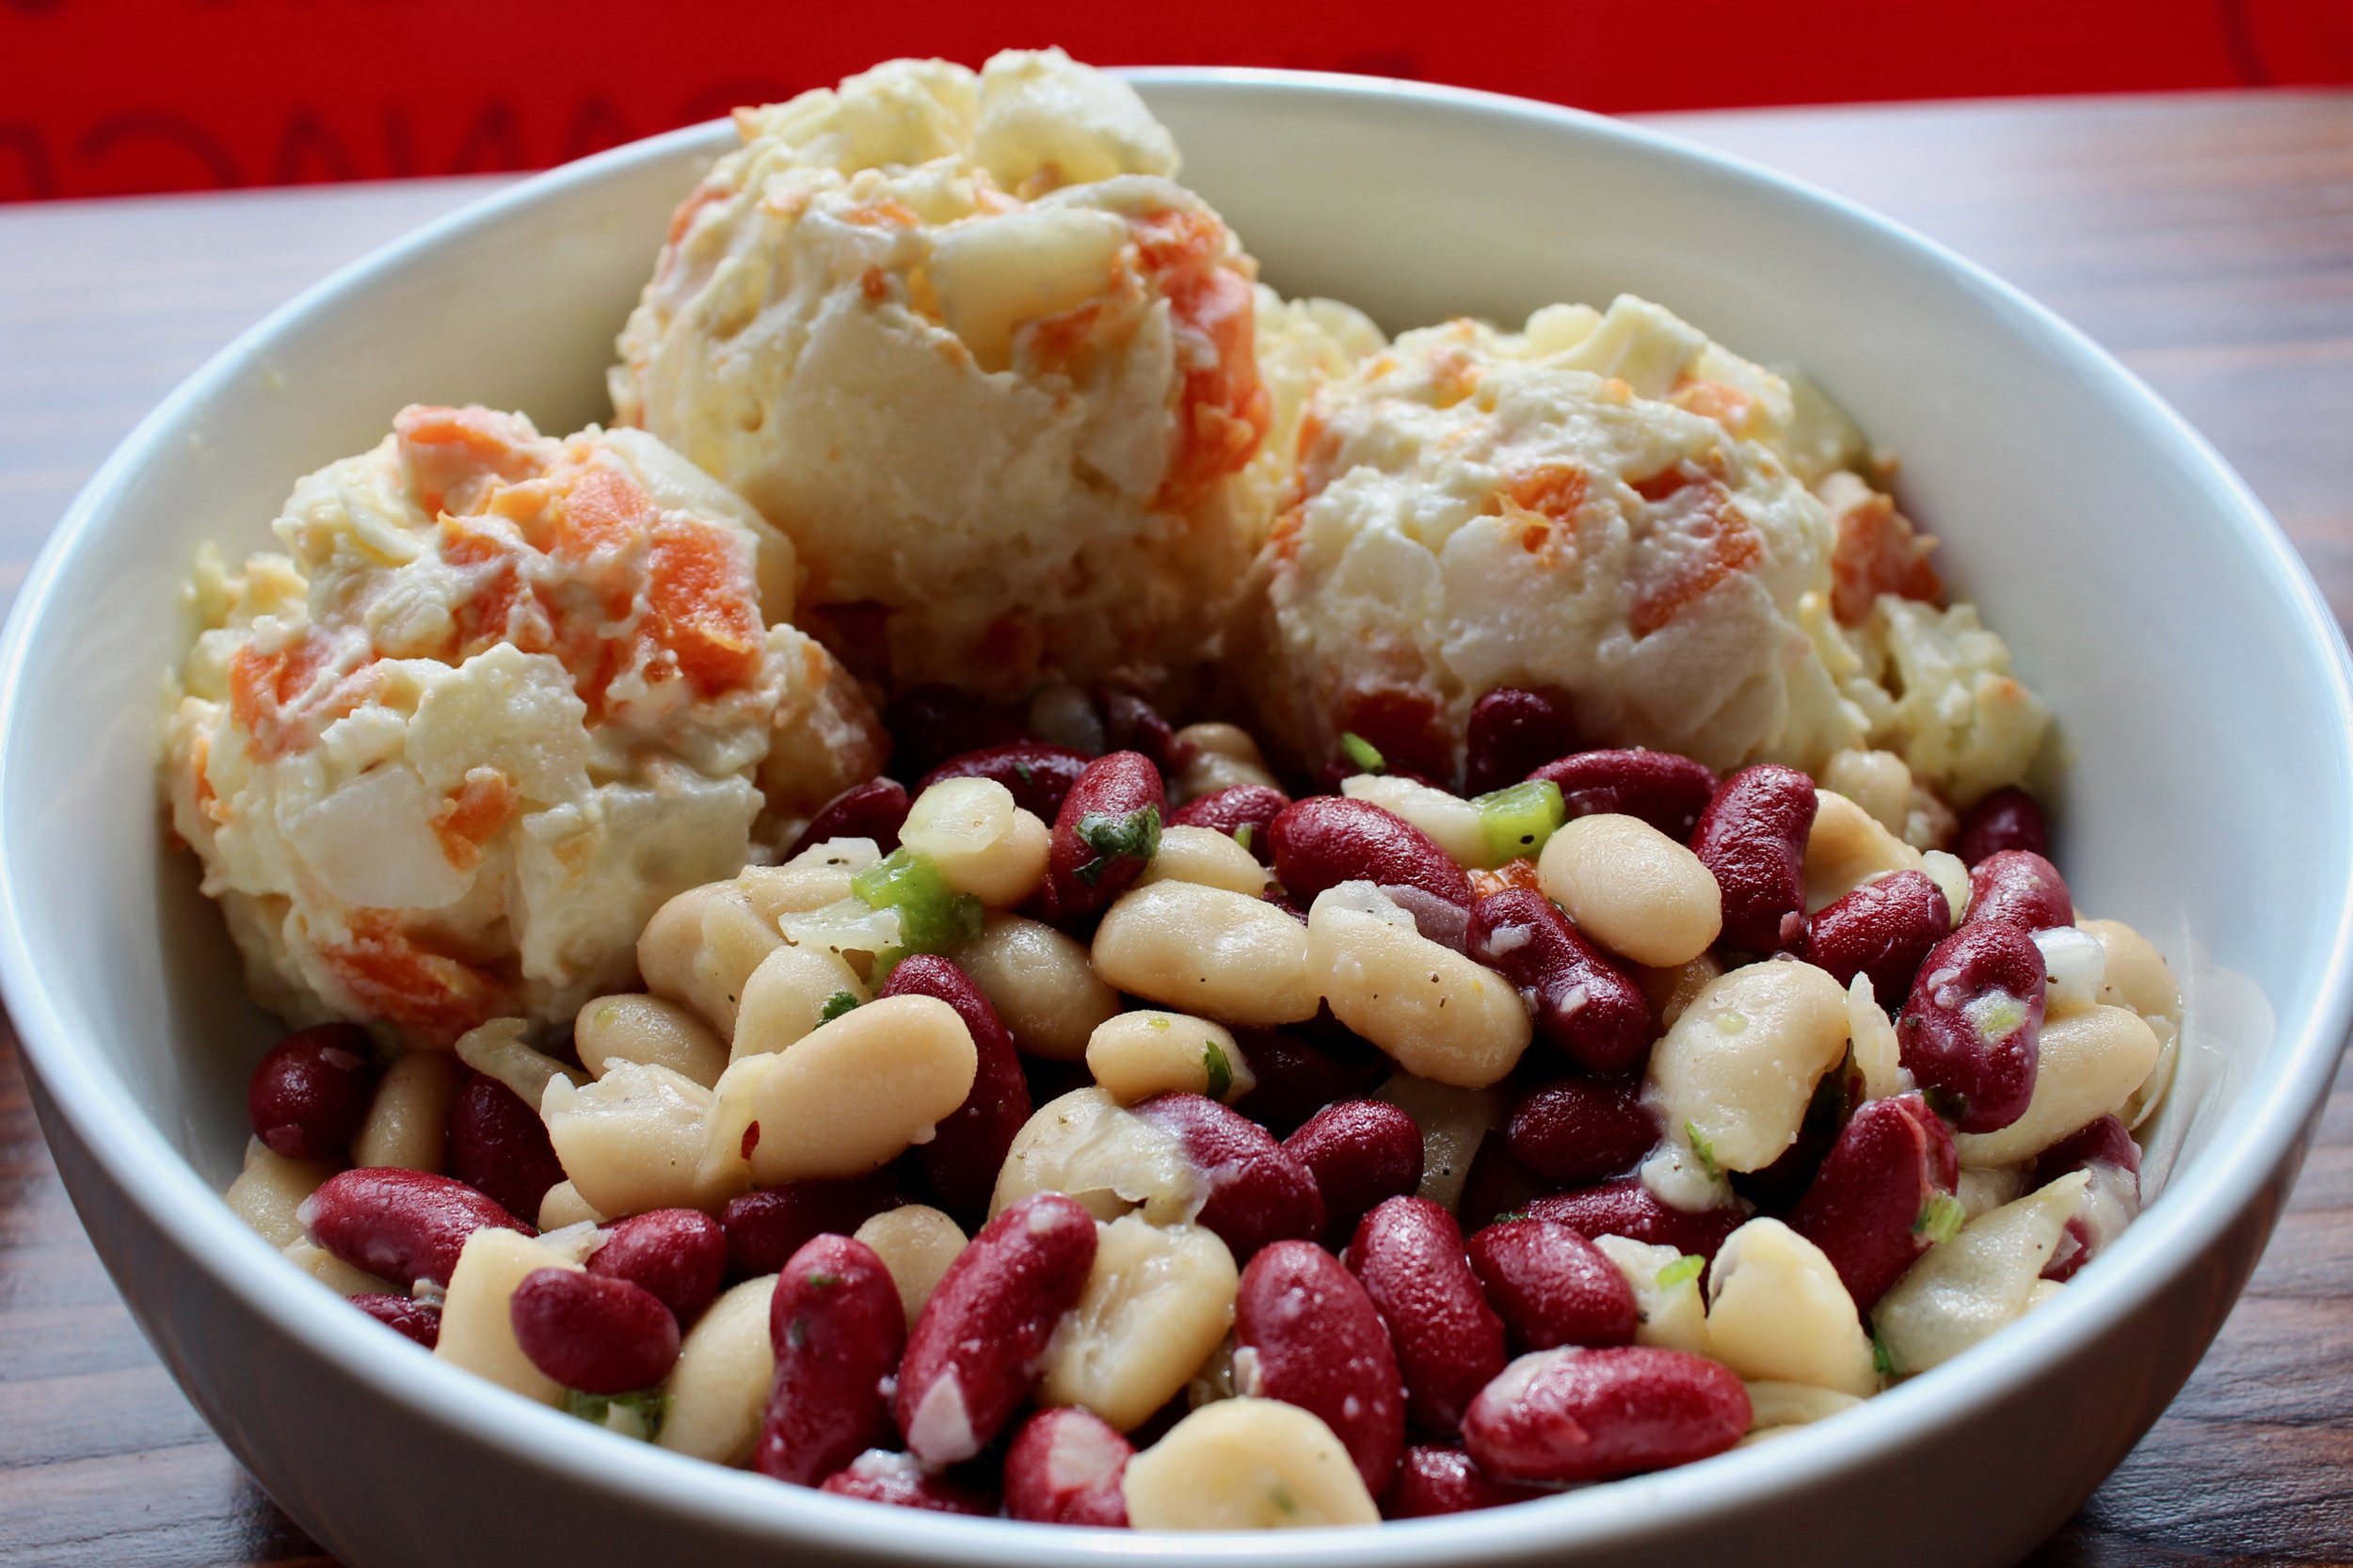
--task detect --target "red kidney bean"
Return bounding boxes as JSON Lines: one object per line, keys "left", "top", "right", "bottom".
{"left": 1168, "top": 784, "right": 1290, "bottom": 863}
{"left": 1465, "top": 1218, "right": 1639, "bottom": 1351}
{"left": 1963, "top": 849, "right": 2074, "bottom": 934}
{"left": 1236, "top": 1240, "right": 1406, "bottom": 1493}
{"left": 757, "top": 1234, "right": 906, "bottom": 1485}
{"left": 349, "top": 1293, "right": 441, "bottom": 1350}
{"left": 1523, "top": 1177, "right": 1742, "bottom": 1263}
{"left": 721, "top": 1175, "right": 902, "bottom": 1281}
{"left": 1267, "top": 795, "right": 1473, "bottom": 911}
{"left": 880, "top": 955, "right": 1031, "bottom": 1224}
{"left": 1898, "top": 922, "right": 2046, "bottom": 1132}
{"left": 1384, "top": 881, "right": 1473, "bottom": 952}
{"left": 1691, "top": 763, "right": 1817, "bottom": 953}
{"left": 1131, "top": 1093, "right": 1324, "bottom": 1260}
{"left": 299, "top": 1167, "right": 531, "bottom": 1288}
{"left": 1284, "top": 1099, "right": 1425, "bottom": 1247}
{"left": 895, "top": 1193, "right": 1097, "bottom": 1464}
{"left": 2034, "top": 1114, "right": 2142, "bottom": 1283}
{"left": 1384, "top": 1445, "right": 1547, "bottom": 1518}
{"left": 1047, "top": 751, "right": 1167, "bottom": 919}
{"left": 1504, "top": 1078, "right": 1659, "bottom": 1188}
{"left": 1467, "top": 888, "right": 1652, "bottom": 1075}
{"left": 1334, "top": 688, "right": 1458, "bottom": 788}
{"left": 586, "top": 1208, "right": 728, "bottom": 1325}
{"left": 921, "top": 742, "right": 1093, "bottom": 824}
{"left": 1527, "top": 749, "right": 1721, "bottom": 840}
{"left": 820, "top": 1451, "right": 997, "bottom": 1514}
{"left": 1004, "top": 1408, "right": 1132, "bottom": 1528}
{"left": 1958, "top": 786, "right": 2048, "bottom": 867}
{"left": 886, "top": 686, "right": 1029, "bottom": 779}
{"left": 1229, "top": 1026, "right": 1385, "bottom": 1138}
{"left": 1786, "top": 1093, "right": 1958, "bottom": 1310}
{"left": 1465, "top": 687, "right": 1583, "bottom": 797}
{"left": 248, "top": 1023, "right": 376, "bottom": 1161}
{"left": 1463, "top": 1345, "right": 1750, "bottom": 1483}
{"left": 510, "top": 1268, "right": 680, "bottom": 1394}
{"left": 1803, "top": 870, "right": 1952, "bottom": 1004}
{"left": 1345, "top": 1196, "right": 1508, "bottom": 1437}
{"left": 1101, "top": 690, "right": 1177, "bottom": 774}
{"left": 787, "top": 776, "right": 911, "bottom": 860}
{"left": 448, "top": 1072, "right": 567, "bottom": 1224}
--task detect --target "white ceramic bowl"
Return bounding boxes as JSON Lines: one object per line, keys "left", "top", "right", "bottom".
{"left": 4, "top": 70, "right": 2348, "bottom": 1568}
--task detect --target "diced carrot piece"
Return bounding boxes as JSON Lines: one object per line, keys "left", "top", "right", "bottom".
{"left": 320, "top": 917, "right": 508, "bottom": 1048}
{"left": 430, "top": 769, "right": 518, "bottom": 872}
{"left": 645, "top": 519, "right": 762, "bottom": 696}
{"left": 1629, "top": 482, "right": 1764, "bottom": 637}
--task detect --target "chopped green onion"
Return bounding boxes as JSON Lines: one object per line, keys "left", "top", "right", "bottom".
{"left": 1146, "top": 1015, "right": 1171, "bottom": 1031}
{"left": 1074, "top": 806, "right": 1162, "bottom": 887}
{"left": 1232, "top": 823, "right": 1257, "bottom": 854}
{"left": 1490, "top": 1210, "right": 1529, "bottom": 1225}
{"left": 1871, "top": 1331, "right": 1897, "bottom": 1380}
{"left": 1339, "top": 732, "right": 1385, "bottom": 774}
{"left": 849, "top": 847, "right": 984, "bottom": 961}
{"left": 818, "top": 990, "right": 860, "bottom": 1023}
{"left": 1474, "top": 778, "right": 1566, "bottom": 864}
{"left": 561, "top": 1387, "right": 664, "bottom": 1442}
{"left": 1686, "top": 1122, "right": 1721, "bottom": 1181}
{"left": 1913, "top": 1192, "right": 1966, "bottom": 1244}
{"left": 1922, "top": 1085, "right": 1968, "bottom": 1125}
{"left": 1656, "top": 1254, "right": 1705, "bottom": 1289}
{"left": 1202, "top": 1041, "right": 1234, "bottom": 1101}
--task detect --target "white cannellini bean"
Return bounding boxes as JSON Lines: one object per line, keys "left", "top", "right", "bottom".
{"left": 899, "top": 776, "right": 1051, "bottom": 907}
{"left": 729, "top": 943, "right": 868, "bottom": 1061}
{"left": 1704, "top": 1218, "right": 1877, "bottom": 1397}
{"left": 1139, "top": 825, "right": 1273, "bottom": 897}
{"left": 1635, "top": 953, "right": 1724, "bottom": 1032}
{"left": 2033, "top": 926, "right": 2106, "bottom": 1018}
{"left": 574, "top": 994, "right": 728, "bottom": 1087}
{"left": 2081, "top": 917, "right": 2182, "bottom": 1129}
{"left": 542, "top": 1062, "right": 732, "bottom": 1217}
{"left": 1803, "top": 789, "right": 1923, "bottom": 913}
{"left": 352, "top": 1052, "right": 462, "bottom": 1173}
{"left": 991, "top": 1087, "right": 1200, "bottom": 1224}
{"left": 854, "top": 1205, "right": 967, "bottom": 1330}
{"left": 1742, "top": 1380, "right": 1865, "bottom": 1432}
{"left": 1920, "top": 850, "right": 1972, "bottom": 924}
{"left": 1306, "top": 882, "right": 1531, "bottom": 1089}
{"left": 1847, "top": 972, "right": 1907, "bottom": 1103}
{"left": 1537, "top": 814, "right": 1721, "bottom": 968}
{"left": 1377, "top": 1073, "right": 1506, "bottom": 1212}
{"left": 1086, "top": 1011, "right": 1255, "bottom": 1105}
{"left": 658, "top": 1273, "right": 779, "bottom": 1465}
{"left": 281, "top": 1238, "right": 390, "bottom": 1296}
{"left": 743, "top": 995, "right": 976, "bottom": 1184}
{"left": 536, "top": 1179, "right": 605, "bottom": 1230}
{"left": 1093, "top": 881, "right": 1320, "bottom": 1028}
{"left": 1340, "top": 774, "right": 1488, "bottom": 867}
{"left": 1644, "top": 960, "right": 1850, "bottom": 1173}
{"left": 955, "top": 912, "right": 1121, "bottom": 1062}
{"left": 1819, "top": 750, "right": 1913, "bottom": 838}
{"left": 638, "top": 882, "right": 786, "bottom": 1037}
{"left": 455, "top": 1018, "right": 581, "bottom": 1108}
{"left": 225, "top": 1138, "right": 336, "bottom": 1248}
{"left": 734, "top": 839, "right": 881, "bottom": 922}
{"left": 1169, "top": 723, "right": 1280, "bottom": 805}
{"left": 1122, "top": 1398, "right": 1380, "bottom": 1528}
{"left": 1951, "top": 1005, "right": 2160, "bottom": 1168}
{"left": 1954, "top": 1164, "right": 2030, "bottom": 1223}
{"left": 1040, "top": 1215, "right": 1239, "bottom": 1432}
{"left": 435, "top": 1227, "right": 584, "bottom": 1404}
{"left": 1593, "top": 1234, "right": 1707, "bottom": 1354}
{"left": 1874, "top": 1172, "right": 2089, "bottom": 1375}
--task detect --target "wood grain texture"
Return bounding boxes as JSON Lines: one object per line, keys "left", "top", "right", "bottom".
{"left": 0, "top": 90, "right": 2348, "bottom": 1567}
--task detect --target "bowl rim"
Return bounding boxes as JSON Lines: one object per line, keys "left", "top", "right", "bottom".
{"left": 5, "top": 64, "right": 2351, "bottom": 1562}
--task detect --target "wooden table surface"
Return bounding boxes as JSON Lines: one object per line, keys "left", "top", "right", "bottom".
{"left": 3, "top": 88, "right": 2350, "bottom": 1567}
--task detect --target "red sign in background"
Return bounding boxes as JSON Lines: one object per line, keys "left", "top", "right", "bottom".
{"left": 4, "top": 0, "right": 2350, "bottom": 202}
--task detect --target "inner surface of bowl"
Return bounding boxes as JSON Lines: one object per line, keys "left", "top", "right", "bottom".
{"left": 3, "top": 70, "right": 2348, "bottom": 1566}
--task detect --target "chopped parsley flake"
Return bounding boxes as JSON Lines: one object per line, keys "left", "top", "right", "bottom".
{"left": 1872, "top": 1331, "right": 1897, "bottom": 1379}
{"left": 1203, "top": 1040, "right": 1234, "bottom": 1101}
{"left": 1075, "top": 806, "right": 1162, "bottom": 886}
{"left": 819, "top": 990, "right": 860, "bottom": 1023}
